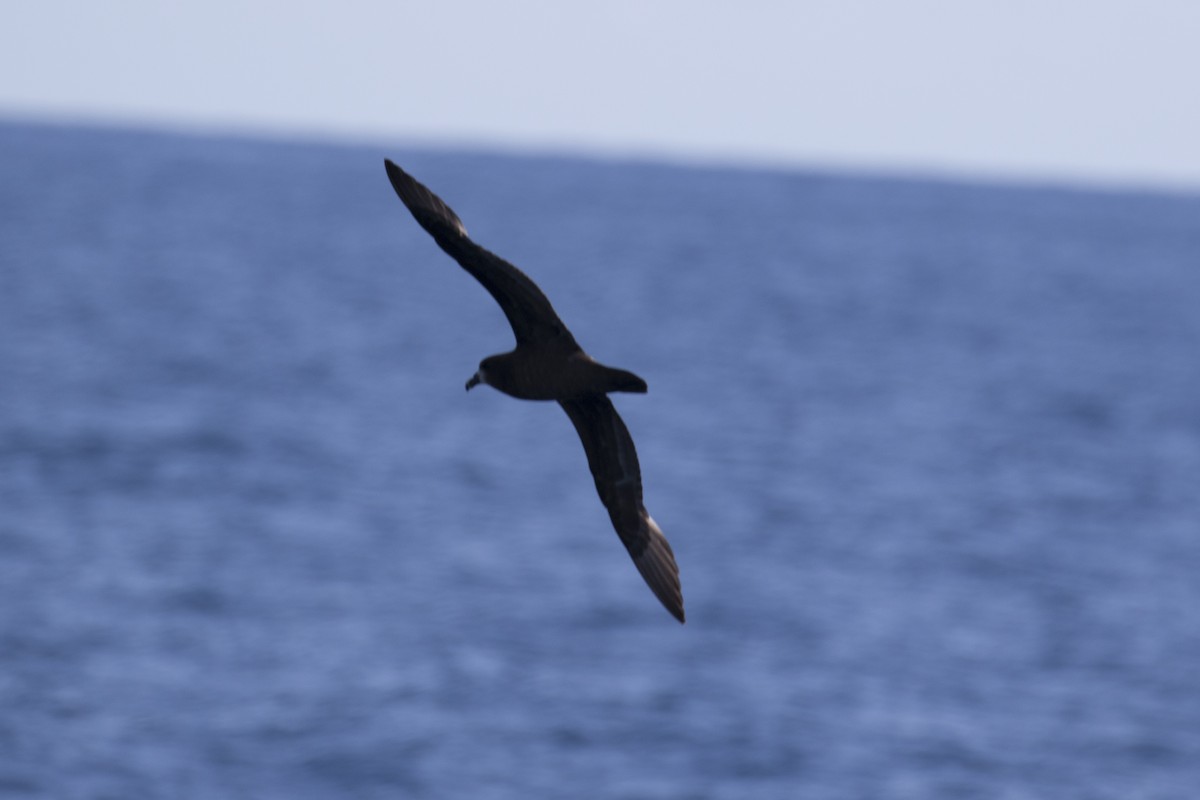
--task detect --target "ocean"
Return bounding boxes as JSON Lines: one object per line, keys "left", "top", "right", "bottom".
{"left": 2, "top": 119, "right": 1198, "bottom": 799}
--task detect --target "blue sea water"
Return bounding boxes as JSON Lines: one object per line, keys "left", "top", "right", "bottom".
{"left": 1, "top": 119, "right": 1199, "bottom": 799}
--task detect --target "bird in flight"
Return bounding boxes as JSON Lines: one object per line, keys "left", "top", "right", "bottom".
{"left": 384, "top": 160, "right": 684, "bottom": 623}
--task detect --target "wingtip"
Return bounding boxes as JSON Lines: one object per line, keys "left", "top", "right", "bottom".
{"left": 662, "top": 592, "right": 686, "bottom": 624}
{"left": 383, "top": 158, "right": 468, "bottom": 237}
{"left": 383, "top": 157, "right": 404, "bottom": 178}
{"left": 664, "top": 584, "right": 686, "bottom": 624}
{"left": 634, "top": 514, "right": 685, "bottom": 624}
{"left": 382, "top": 158, "right": 410, "bottom": 193}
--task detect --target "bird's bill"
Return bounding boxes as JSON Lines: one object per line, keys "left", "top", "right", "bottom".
{"left": 465, "top": 371, "right": 482, "bottom": 391}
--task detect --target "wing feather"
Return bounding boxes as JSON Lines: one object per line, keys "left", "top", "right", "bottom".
{"left": 384, "top": 160, "right": 578, "bottom": 349}
{"left": 559, "top": 396, "right": 685, "bottom": 623}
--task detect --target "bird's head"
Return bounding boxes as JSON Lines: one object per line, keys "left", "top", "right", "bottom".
{"left": 465, "top": 356, "right": 497, "bottom": 391}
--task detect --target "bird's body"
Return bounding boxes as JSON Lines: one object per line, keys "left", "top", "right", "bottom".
{"left": 472, "top": 348, "right": 647, "bottom": 401}
{"left": 384, "top": 159, "right": 684, "bottom": 623}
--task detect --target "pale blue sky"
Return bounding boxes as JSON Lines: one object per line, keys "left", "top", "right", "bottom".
{"left": 3, "top": 1, "right": 1198, "bottom": 189}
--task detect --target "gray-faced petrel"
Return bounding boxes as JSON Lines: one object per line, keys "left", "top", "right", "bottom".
{"left": 384, "top": 160, "right": 684, "bottom": 623}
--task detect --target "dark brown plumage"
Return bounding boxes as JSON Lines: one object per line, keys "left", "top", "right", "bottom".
{"left": 384, "top": 159, "right": 684, "bottom": 623}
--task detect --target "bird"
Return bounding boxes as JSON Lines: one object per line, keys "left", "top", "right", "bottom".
{"left": 384, "top": 159, "right": 684, "bottom": 623}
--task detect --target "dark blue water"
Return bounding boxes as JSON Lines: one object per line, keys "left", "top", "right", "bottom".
{"left": 2, "top": 119, "right": 1199, "bottom": 799}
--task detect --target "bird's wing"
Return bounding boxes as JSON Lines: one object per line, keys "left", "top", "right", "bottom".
{"left": 385, "top": 160, "right": 578, "bottom": 349}
{"left": 559, "top": 396, "right": 684, "bottom": 623}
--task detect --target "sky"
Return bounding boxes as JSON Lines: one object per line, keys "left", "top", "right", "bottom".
{"left": 3, "top": 1, "right": 1199, "bottom": 190}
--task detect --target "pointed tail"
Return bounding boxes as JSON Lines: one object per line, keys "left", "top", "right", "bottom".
{"left": 602, "top": 366, "right": 648, "bottom": 394}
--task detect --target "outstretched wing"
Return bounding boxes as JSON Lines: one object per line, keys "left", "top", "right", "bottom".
{"left": 559, "top": 396, "right": 684, "bottom": 623}
{"left": 384, "top": 160, "right": 578, "bottom": 349}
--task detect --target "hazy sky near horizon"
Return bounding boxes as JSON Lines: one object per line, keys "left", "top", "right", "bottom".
{"left": 3, "top": 1, "right": 1198, "bottom": 189}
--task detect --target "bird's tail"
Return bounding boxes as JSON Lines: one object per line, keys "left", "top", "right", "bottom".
{"left": 600, "top": 365, "right": 648, "bottom": 394}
